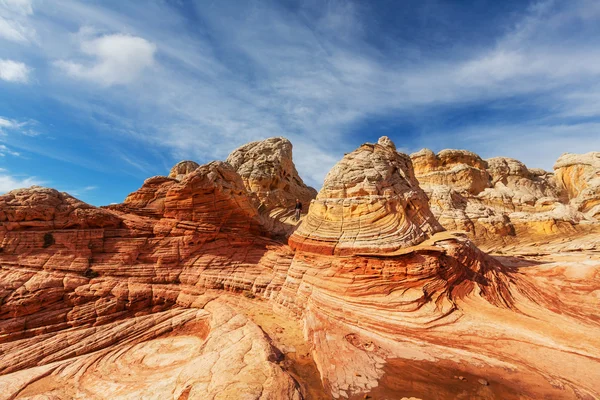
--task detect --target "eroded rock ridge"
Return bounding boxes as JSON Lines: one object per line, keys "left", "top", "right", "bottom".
{"left": 0, "top": 137, "right": 599, "bottom": 399}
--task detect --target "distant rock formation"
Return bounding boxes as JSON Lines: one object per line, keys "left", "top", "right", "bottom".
{"left": 411, "top": 148, "right": 490, "bottom": 195}
{"left": 0, "top": 186, "right": 121, "bottom": 230}
{"left": 411, "top": 148, "right": 600, "bottom": 247}
{"left": 555, "top": 152, "right": 600, "bottom": 219}
{"left": 168, "top": 160, "right": 200, "bottom": 181}
{"left": 226, "top": 137, "right": 318, "bottom": 236}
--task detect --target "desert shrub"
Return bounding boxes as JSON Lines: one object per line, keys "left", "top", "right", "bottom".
{"left": 43, "top": 233, "right": 55, "bottom": 248}
{"left": 84, "top": 269, "right": 99, "bottom": 279}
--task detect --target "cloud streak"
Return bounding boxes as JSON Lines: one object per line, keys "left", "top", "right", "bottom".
{"left": 0, "top": 0, "right": 599, "bottom": 194}
{"left": 0, "top": 0, "right": 34, "bottom": 43}
{"left": 0, "top": 171, "right": 41, "bottom": 193}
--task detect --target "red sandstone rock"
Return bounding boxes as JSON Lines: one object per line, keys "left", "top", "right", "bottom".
{"left": 0, "top": 138, "right": 599, "bottom": 400}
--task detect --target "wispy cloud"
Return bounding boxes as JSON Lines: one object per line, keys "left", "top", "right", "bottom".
{"left": 58, "top": 184, "right": 97, "bottom": 197}
{"left": 0, "top": 116, "right": 38, "bottom": 136}
{"left": 0, "top": 143, "right": 20, "bottom": 157}
{"left": 0, "top": 0, "right": 34, "bottom": 43}
{"left": 1, "top": 0, "right": 599, "bottom": 193}
{"left": 0, "top": 0, "right": 33, "bottom": 15}
{"left": 0, "top": 170, "right": 41, "bottom": 193}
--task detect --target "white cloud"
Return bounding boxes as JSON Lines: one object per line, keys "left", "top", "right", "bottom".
{"left": 0, "top": 144, "right": 20, "bottom": 156}
{"left": 55, "top": 34, "right": 157, "bottom": 86}
{"left": 60, "top": 185, "right": 97, "bottom": 196}
{"left": 0, "top": 116, "right": 37, "bottom": 136}
{"left": 0, "top": 59, "right": 30, "bottom": 82}
{"left": 0, "top": 117, "right": 14, "bottom": 128}
{"left": 0, "top": 172, "right": 41, "bottom": 194}
{"left": 0, "top": 16, "right": 33, "bottom": 42}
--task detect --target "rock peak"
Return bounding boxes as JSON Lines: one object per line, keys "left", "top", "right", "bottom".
{"left": 377, "top": 135, "right": 396, "bottom": 150}
{"left": 169, "top": 160, "right": 200, "bottom": 181}
{"left": 226, "top": 136, "right": 317, "bottom": 212}
{"left": 290, "top": 140, "right": 443, "bottom": 255}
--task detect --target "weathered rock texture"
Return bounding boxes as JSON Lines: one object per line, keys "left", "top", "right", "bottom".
{"left": 169, "top": 160, "right": 200, "bottom": 181}
{"left": 1, "top": 137, "right": 599, "bottom": 400}
{"left": 226, "top": 137, "right": 317, "bottom": 212}
{"left": 555, "top": 152, "right": 600, "bottom": 219}
{"left": 289, "top": 137, "right": 443, "bottom": 255}
{"left": 411, "top": 148, "right": 600, "bottom": 248}
{"left": 226, "top": 138, "right": 317, "bottom": 235}
{"left": 0, "top": 186, "right": 121, "bottom": 230}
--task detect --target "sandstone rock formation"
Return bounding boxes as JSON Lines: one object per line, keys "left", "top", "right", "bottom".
{"left": 121, "top": 161, "right": 264, "bottom": 233}
{"left": 289, "top": 137, "right": 443, "bottom": 255}
{"left": 0, "top": 186, "right": 121, "bottom": 230}
{"left": 555, "top": 151, "right": 600, "bottom": 219}
{"left": 411, "top": 148, "right": 600, "bottom": 248}
{"left": 411, "top": 148, "right": 490, "bottom": 195}
{"left": 1, "top": 137, "right": 599, "bottom": 400}
{"left": 169, "top": 160, "right": 200, "bottom": 181}
{"left": 226, "top": 137, "right": 317, "bottom": 214}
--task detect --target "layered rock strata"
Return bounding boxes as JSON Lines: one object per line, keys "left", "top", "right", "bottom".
{"left": 289, "top": 137, "right": 443, "bottom": 255}
{"left": 226, "top": 137, "right": 317, "bottom": 212}
{"left": 411, "top": 148, "right": 600, "bottom": 247}
{"left": 0, "top": 137, "right": 599, "bottom": 399}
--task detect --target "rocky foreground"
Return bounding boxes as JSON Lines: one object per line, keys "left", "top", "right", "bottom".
{"left": 0, "top": 137, "right": 599, "bottom": 399}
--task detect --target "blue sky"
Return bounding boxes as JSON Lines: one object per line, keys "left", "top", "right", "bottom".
{"left": 1, "top": 0, "right": 599, "bottom": 205}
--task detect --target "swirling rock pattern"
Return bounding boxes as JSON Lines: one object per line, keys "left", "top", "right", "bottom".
{"left": 289, "top": 137, "right": 443, "bottom": 255}
{"left": 0, "top": 137, "right": 599, "bottom": 399}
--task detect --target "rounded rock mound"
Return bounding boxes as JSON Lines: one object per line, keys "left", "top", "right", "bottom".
{"left": 0, "top": 186, "right": 121, "bottom": 230}
{"left": 554, "top": 152, "right": 600, "bottom": 218}
{"left": 289, "top": 137, "right": 444, "bottom": 255}
{"left": 226, "top": 137, "right": 317, "bottom": 212}
{"left": 169, "top": 160, "right": 200, "bottom": 181}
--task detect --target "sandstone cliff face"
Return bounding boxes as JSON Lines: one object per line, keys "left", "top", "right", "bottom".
{"left": 555, "top": 152, "right": 600, "bottom": 219}
{"left": 226, "top": 137, "right": 317, "bottom": 212}
{"left": 289, "top": 137, "right": 443, "bottom": 255}
{"left": 1, "top": 138, "right": 600, "bottom": 400}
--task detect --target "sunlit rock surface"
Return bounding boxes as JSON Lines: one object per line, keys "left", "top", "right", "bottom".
{"left": 226, "top": 137, "right": 318, "bottom": 237}
{"left": 555, "top": 152, "right": 600, "bottom": 219}
{"left": 289, "top": 137, "right": 443, "bottom": 255}
{"left": 226, "top": 137, "right": 317, "bottom": 212}
{"left": 1, "top": 137, "right": 599, "bottom": 400}
{"left": 411, "top": 148, "right": 600, "bottom": 248}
